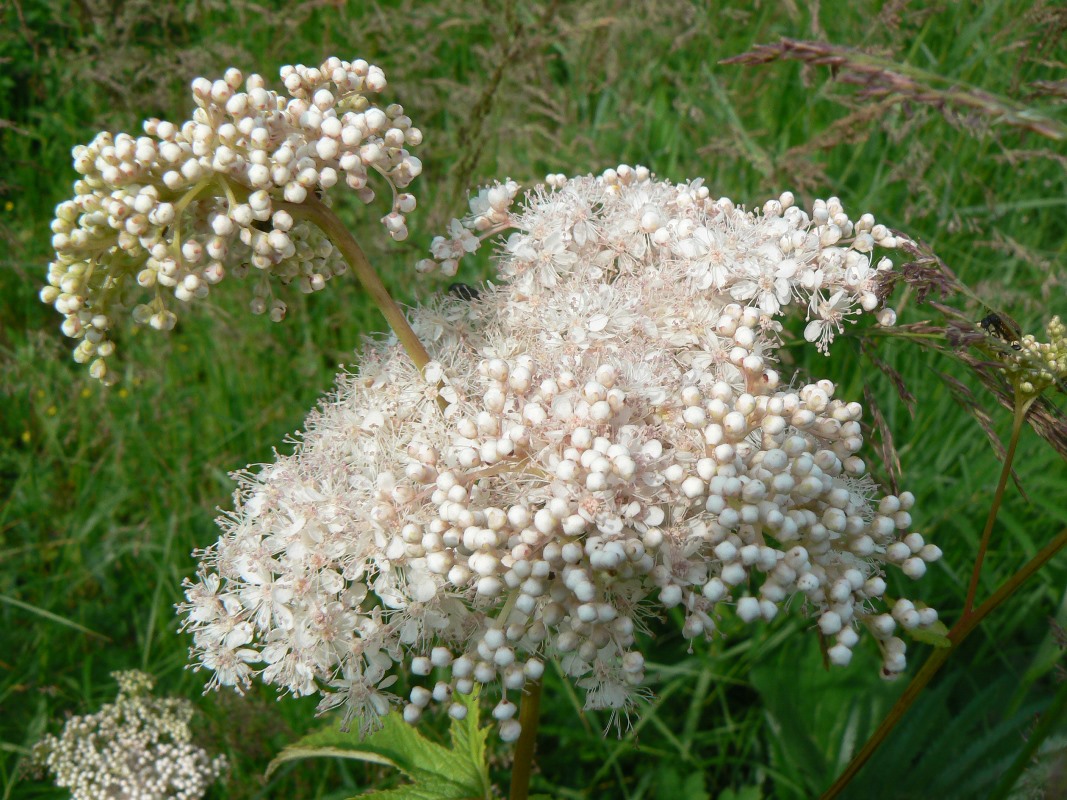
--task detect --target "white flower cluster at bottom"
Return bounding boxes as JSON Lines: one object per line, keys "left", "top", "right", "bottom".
{"left": 181, "top": 167, "right": 941, "bottom": 741}
{"left": 34, "top": 671, "right": 227, "bottom": 800}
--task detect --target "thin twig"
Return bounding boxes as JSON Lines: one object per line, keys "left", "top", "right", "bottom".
{"left": 821, "top": 526, "right": 1067, "bottom": 798}
{"left": 284, "top": 196, "right": 432, "bottom": 371}
{"left": 964, "top": 392, "right": 1033, "bottom": 614}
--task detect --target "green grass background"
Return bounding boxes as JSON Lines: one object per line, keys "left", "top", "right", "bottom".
{"left": 1, "top": 1, "right": 1065, "bottom": 798}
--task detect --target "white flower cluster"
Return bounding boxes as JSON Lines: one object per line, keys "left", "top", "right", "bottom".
{"left": 41, "top": 56, "right": 422, "bottom": 383}
{"left": 181, "top": 166, "right": 941, "bottom": 742}
{"left": 417, "top": 179, "right": 522, "bottom": 276}
{"left": 34, "top": 671, "right": 227, "bottom": 800}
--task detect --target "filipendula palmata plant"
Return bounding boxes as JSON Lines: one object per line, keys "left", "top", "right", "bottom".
{"left": 42, "top": 55, "right": 1064, "bottom": 799}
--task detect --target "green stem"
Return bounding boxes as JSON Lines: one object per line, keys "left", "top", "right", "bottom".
{"left": 823, "top": 387, "right": 1055, "bottom": 799}
{"left": 509, "top": 681, "right": 542, "bottom": 800}
{"left": 169, "top": 177, "right": 218, "bottom": 263}
{"left": 173, "top": 176, "right": 218, "bottom": 215}
{"left": 963, "top": 391, "right": 1033, "bottom": 614}
{"left": 821, "top": 525, "right": 1067, "bottom": 799}
{"left": 284, "top": 195, "right": 432, "bottom": 371}
{"left": 959, "top": 526, "right": 1067, "bottom": 648}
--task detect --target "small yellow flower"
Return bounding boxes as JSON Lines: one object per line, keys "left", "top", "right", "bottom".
{"left": 80, "top": 386, "right": 92, "bottom": 399}
{"left": 20, "top": 430, "right": 31, "bottom": 443}
{"left": 117, "top": 387, "right": 130, "bottom": 399}
{"left": 3, "top": 200, "right": 12, "bottom": 212}
{"left": 46, "top": 405, "right": 58, "bottom": 417}
{"left": 1004, "top": 316, "right": 1067, "bottom": 400}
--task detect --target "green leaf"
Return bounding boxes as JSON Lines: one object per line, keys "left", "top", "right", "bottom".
{"left": 909, "top": 619, "right": 951, "bottom": 648}
{"left": 749, "top": 638, "right": 901, "bottom": 799}
{"left": 655, "top": 767, "right": 709, "bottom": 800}
{"left": 447, "top": 691, "right": 491, "bottom": 795}
{"left": 0, "top": 593, "right": 111, "bottom": 640}
{"left": 753, "top": 637, "right": 1048, "bottom": 800}
{"left": 344, "top": 784, "right": 472, "bottom": 800}
{"left": 265, "top": 692, "right": 491, "bottom": 800}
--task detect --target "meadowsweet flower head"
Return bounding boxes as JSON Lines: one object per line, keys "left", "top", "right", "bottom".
{"left": 42, "top": 56, "right": 422, "bottom": 383}
{"left": 180, "top": 167, "right": 940, "bottom": 741}
{"left": 33, "top": 671, "right": 227, "bottom": 800}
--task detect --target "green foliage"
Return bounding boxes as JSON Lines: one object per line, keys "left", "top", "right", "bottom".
{"left": 908, "top": 618, "right": 952, "bottom": 649}
{"left": 265, "top": 693, "right": 491, "bottom": 800}
{"left": 752, "top": 638, "right": 1067, "bottom": 800}
{"left": 2, "top": 1, "right": 1066, "bottom": 798}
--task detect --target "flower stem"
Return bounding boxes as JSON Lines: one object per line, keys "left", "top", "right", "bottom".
{"left": 821, "top": 525, "right": 1067, "bottom": 799}
{"left": 823, "top": 386, "right": 1053, "bottom": 799}
{"left": 509, "top": 681, "right": 542, "bottom": 800}
{"left": 963, "top": 391, "right": 1032, "bottom": 614}
{"left": 286, "top": 196, "right": 433, "bottom": 371}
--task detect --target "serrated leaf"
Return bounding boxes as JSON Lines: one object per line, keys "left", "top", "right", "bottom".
{"left": 750, "top": 637, "right": 900, "bottom": 798}
{"left": 266, "top": 716, "right": 449, "bottom": 781}
{"left": 266, "top": 743, "right": 397, "bottom": 776}
{"left": 344, "top": 781, "right": 471, "bottom": 800}
{"left": 265, "top": 694, "right": 492, "bottom": 800}
{"left": 447, "top": 691, "right": 491, "bottom": 795}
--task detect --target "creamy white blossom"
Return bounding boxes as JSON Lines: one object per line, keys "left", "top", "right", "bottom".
{"left": 181, "top": 166, "right": 940, "bottom": 741}
{"left": 33, "top": 671, "right": 227, "bottom": 800}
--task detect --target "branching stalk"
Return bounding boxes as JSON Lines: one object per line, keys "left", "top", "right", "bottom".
{"left": 285, "top": 196, "right": 432, "bottom": 371}
{"left": 822, "top": 525, "right": 1067, "bottom": 799}
{"left": 824, "top": 385, "right": 1063, "bottom": 798}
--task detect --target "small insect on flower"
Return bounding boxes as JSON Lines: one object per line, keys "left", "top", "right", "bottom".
{"left": 447, "top": 282, "right": 480, "bottom": 301}
{"left": 980, "top": 312, "right": 1022, "bottom": 351}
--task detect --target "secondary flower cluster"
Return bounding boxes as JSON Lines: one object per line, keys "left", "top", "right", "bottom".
{"left": 33, "top": 671, "right": 227, "bottom": 800}
{"left": 41, "top": 57, "right": 422, "bottom": 383}
{"left": 1001, "top": 315, "right": 1067, "bottom": 397}
{"left": 180, "top": 167, "right": 941, "bottom": 742}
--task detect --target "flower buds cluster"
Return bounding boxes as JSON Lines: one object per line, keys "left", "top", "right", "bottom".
{"left": 417, "top": 180, "right": 521, "bottom": 276}
{"left": 33, "top": 671, "right": 227, "bottom": 800}
{"left": 42, "top": 57, "right": 422, "bottom": 383}
{"left": 1000, "top": 315, "right": 1067, "bottom": 397}
{"left": 181, "top": 167, "right": 940, "bottom": 742}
